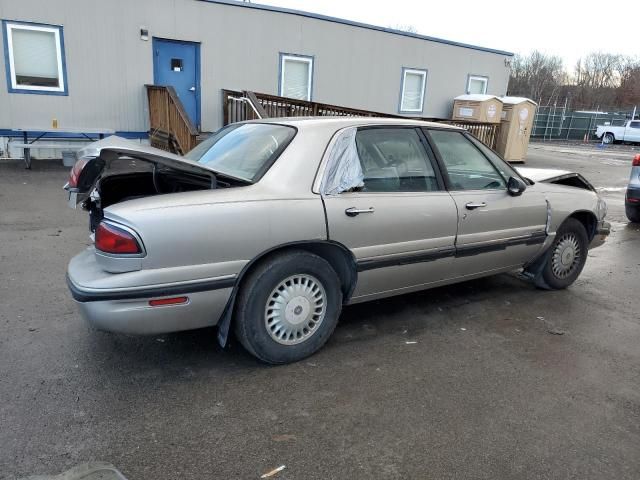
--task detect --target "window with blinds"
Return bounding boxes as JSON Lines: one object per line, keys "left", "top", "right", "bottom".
{"left": 279, "top": 54, "right": 313, "bottom": 101}
{"left": 467, "top": 75, "right": 488, "bottom": 94}
{"left": 3, "top": 21, "right": 67, "bottom": 94}
{"left": 400, "top": 68, "right": 427, "bottom": 113}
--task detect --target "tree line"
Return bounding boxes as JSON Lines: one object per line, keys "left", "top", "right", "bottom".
{"left": 507, "top": 51, "right": 640, "bottom": 111}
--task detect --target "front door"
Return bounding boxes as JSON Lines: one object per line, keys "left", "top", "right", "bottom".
{"left": 426, "top": 129, "right": 548, "bottom": 277}
{"left": 153, "top": 38, "right": 200, "bottom": 128}
{"left": 322, "top": 127, "right": 459, "bottom": 301}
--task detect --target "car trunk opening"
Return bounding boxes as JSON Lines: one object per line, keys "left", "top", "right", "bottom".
{"left": 63, "top": 137, "right": 252, "bottom": 232}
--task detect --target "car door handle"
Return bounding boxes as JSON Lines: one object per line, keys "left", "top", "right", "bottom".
{"left": 189, "top": 86, "right": 196, "bottom": 92}
{"left": 465, "top": 202, "right": 487, "bottom": 210}
{"left": 345, "top": 207, "right": 375, "bottom": 217}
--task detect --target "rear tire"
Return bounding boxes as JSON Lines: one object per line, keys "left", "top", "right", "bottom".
{"left": 627, "top": 204, "right": 640, "bottom": 223}
{"left": 536, "top": 218, "right": 589, "bottom": 290}
{"left": 234, "top": 250, "right": 342, "bottom": 364}
{"left": 603, "top": 133, "right": 615, "bottom": 144}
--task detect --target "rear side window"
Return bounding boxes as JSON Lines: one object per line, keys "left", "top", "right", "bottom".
{"left": 428, "top": 130, "right": 506, "bottom": 191}
{"left": 355, "top": 128, "right": 439, "bottom": 192}
{"left": 630, "top": 121, "right": 640, "bottom": 129}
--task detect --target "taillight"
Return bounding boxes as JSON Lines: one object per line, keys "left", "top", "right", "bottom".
{"left": 68, "top": 157, "right": 89, "bottom": 188}
{"left": 633, "top": 154, "right": 640, "bottom": 167}
{"left": 95, "top": 222, "right": 142, "bottom": 254}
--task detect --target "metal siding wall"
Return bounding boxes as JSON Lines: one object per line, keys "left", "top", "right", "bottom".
{"left": 0, "top": 0, "right": 510, "bottom": 133}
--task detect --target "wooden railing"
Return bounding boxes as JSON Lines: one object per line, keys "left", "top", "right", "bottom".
{"left": 447, "top": 121, "right": 500, "bottom": 149}
{"left": 146, "top": 85, "right": 199, "bottom": 154}
{"left": 222, "top": 89, "right": 500, "bottom": 148}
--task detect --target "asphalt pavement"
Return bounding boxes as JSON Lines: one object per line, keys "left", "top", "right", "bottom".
{"left": 1, "top": 144, "right": 639, "bottom": 479}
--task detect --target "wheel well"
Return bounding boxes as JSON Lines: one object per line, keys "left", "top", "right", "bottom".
{"left": 568, "top": 211, "right": 597, "bottom": 240}
{"left": 238, "top": 241, "right": 357, "bottom": 302}
{"left": 605, "top": 132, "right": 615, "bottom": 139}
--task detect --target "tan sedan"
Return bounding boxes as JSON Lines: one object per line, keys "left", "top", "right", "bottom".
{"left": 65, "top": 118, "right": 610, "bottom": 363}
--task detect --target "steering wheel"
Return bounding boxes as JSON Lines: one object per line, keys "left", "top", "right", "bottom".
{"left": 484, "top": 181, "right": 502, "bottom": 189}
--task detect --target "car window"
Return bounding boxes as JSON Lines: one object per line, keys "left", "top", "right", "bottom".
{"left": 466, "top": 135, "right": 521, "bottom": 181}
{"left": 630, "top": 121, "right": 640, "bottom": 129}
{"left": 185, "top": 123, "right": 296, "bottom": 182}
{"left": 354, "top": 128, "right": 439, "bottom": 192}
{"left": 428, "top": 130, "right": 506, "bottom": 191}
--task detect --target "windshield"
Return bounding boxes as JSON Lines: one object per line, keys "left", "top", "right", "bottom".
{"left": 185, "top": 123, "right": 297, "bottom": 182}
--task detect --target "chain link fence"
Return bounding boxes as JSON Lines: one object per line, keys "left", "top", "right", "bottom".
{"left": 532, "top": 104, "right": 637, "bottom": 141}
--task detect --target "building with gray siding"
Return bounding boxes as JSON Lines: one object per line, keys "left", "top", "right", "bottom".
{"left": 0, "top": 0, "right": 513, "bottom": 154}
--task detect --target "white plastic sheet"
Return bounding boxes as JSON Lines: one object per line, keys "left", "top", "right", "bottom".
{"left": 320, "top": 127, "right": 364, "bottom": 195}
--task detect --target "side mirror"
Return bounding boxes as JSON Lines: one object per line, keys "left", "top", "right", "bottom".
{"left": 507, "top": 176, "right": 527, "bottom": 196}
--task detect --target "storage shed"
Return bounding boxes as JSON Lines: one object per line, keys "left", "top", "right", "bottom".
{"left": 451, "top": 94, "right": 503, "bottom": 124}
{"left": 495, "top": 97, "right": 537, "bottom": 162}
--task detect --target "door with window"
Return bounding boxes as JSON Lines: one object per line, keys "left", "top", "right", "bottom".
{"left": 426, "top": 129, "right": 548, "bottom": 277}
{"left": 153, "top": 38, "right": 200, "bottom": 128}
{"left": 322, "top": 127, "right": 459, "bottom": 300}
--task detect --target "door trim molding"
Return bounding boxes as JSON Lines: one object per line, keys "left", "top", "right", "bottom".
{"left": 357, "top": 247, "right": 455, "bottom": 272}
{"left": 454, "top": 231, "right": 546, "bottom": 257}
{"left": 355, "top": 232, "right": 546, "bottom": 271}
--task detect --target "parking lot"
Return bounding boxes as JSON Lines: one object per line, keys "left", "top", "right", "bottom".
{"left": 1, "top": 141, "right": 639, "bottom": 479}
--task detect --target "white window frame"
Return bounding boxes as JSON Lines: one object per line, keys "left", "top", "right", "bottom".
{"left": 399, "top": 68, "right": 427, "bottom": 113}
{"left": 4, "top": 21, "right": 66, "bottom": 94}
{"left": 279, "top": 53, "right": 313, "bottom": 101}
{"left": 467, "top": 75, "right": 488, "bottom": 95}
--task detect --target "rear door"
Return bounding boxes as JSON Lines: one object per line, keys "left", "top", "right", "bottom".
{"left": 426, "top": 129, "right": 548, "bottom": 277}
{"left": 322, "top": 127, "right": 459, "bottom": 300}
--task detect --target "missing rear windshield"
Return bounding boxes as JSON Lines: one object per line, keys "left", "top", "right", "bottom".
{"left": 185, "top": 123, "right": 297, "bottom": 182}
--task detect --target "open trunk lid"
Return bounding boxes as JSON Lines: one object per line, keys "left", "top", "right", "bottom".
{"left": 63, "top": 136, "right": 217, "bottom": 207}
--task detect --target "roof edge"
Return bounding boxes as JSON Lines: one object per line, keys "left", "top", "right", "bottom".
{"left": 197, "top": 0, "right": 515, "bottom": 56}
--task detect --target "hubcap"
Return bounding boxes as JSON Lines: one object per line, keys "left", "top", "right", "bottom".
{"left": 264, "top": 274, "right": 326, "bottom": 345}
{"left": 551, "top": 233, "right": 581, "bottom": 279}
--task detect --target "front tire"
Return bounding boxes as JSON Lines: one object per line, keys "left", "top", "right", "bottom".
{"left": 603, "top": 133, "right": 615, "bottom": 144}
{"left": 234, "top": 250, "right": 342, "bottom": 364}
{"left": 535, "top": 218, "right": 589, "bottom": 290}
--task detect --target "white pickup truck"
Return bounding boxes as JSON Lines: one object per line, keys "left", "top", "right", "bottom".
{"left": 595, "top": 120, "right": 640, "bottom": 144}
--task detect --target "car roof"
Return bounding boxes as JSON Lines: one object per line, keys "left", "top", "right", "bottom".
{"left": 243, "top": 116, "right": 465, "bottom": 130}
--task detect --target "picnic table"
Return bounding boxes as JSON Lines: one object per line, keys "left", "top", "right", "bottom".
{"left": 13, "top": 127, "right": 116, "bottom": 169}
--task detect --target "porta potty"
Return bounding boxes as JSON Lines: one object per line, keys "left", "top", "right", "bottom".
{"left": 495, "top": 97, "right": 537, "bottom": 163}
{"left": 451, "top": 94, "right": 503, "bottom": 123}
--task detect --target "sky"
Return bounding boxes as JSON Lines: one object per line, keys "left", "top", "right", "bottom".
{"left": 254, "top": 0, "right": 639, "bottom": 70}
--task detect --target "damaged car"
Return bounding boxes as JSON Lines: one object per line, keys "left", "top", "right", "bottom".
{"left": 64, "top": 118, "right": 610, "bottom": 364}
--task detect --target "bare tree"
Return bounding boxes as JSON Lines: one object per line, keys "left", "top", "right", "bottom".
{"left": 510, "top": 51, "right": 640, "bottom": 110}
{"left": 616, "top": 57, "right": 640, "bottom": 107}
{"left": 508, "top": 51, "right": 565, "bottom": 105}
{"left": 574, "top": 52, "right": 622, "bottom": 89}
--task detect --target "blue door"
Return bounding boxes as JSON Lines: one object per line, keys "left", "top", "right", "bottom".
{"left": 153, "top": 38, "right": 201, "bottom": 128}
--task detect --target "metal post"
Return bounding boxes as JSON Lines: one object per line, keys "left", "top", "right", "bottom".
{"left": 543, "top": 106, "right": 551, "bottom": 141}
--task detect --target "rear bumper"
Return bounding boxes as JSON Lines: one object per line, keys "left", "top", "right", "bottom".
{"left": 589, "top": 220, "right": 611, "bottom": 249}
{"left": 66, "top": 271, "right": 235, "bottom": 335}
{"left": 625, "top": 186, "right": 640, "bottom": 206}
